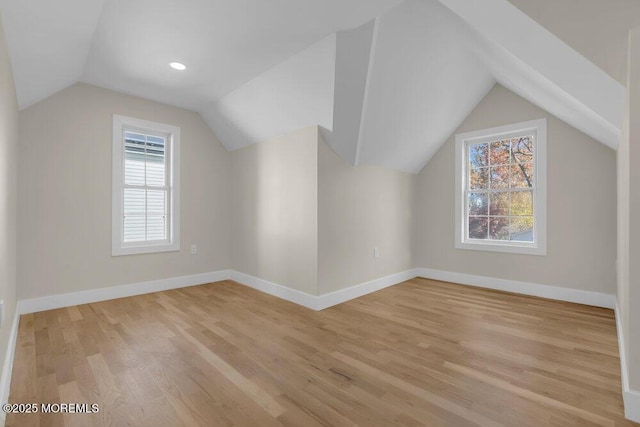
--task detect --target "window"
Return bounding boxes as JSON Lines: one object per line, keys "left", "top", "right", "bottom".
{"left": 112, "top": 115, "right": 180, "bottom": 256}
{"left": 455, "top": 119, "right": 546, "bottom": 255}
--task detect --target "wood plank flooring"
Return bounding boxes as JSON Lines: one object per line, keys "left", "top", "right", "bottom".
{"left": 6, "top": 278, "right": 636, "bottom": 426}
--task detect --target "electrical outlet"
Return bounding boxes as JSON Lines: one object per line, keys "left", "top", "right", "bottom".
{"left": 374, "top": 247, "right": 380, "bottom": 259}
{"left": 191, "top": 244, "right": 198, "bottom": 255}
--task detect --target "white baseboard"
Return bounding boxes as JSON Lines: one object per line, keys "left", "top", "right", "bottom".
{"left": 232, "top": 268, "right": 615, "bottom": 312}
{"left": 316, "top": 269, "right": 420, "bottom": 310}
{"left": 416, "top": 268, "right": 616, "bottom": 309}
{"left": 614, "top": 301, "right": 640, "bottom": 423}
{"left": 16, "top": 267, "right": 616, "bottom": 314}
{"left": 229, "top": 271, "right": 319, "bottom": 310}
{"left": 229, "top": 269, "right": 420, "bottom": 311}
{"left": 0, "top": 311, "right": 20, "bottom": 424}
{"left": 16, "top": 268, "right": 417, "bottom": 316}
{"left": 17, "top": 270, "right": 232, "bottom": 314}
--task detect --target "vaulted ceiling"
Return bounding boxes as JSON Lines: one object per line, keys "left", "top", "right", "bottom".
{"left": 0, "top": 0, "right": 626, "bottom": 173}
{"left": 0, "top": 0, "right": 401, "bottom": 110}
{"left": 508, "top": 0, "right": 640, "bottom": 86}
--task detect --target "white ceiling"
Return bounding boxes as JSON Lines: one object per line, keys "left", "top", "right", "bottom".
{"left": 357, "top": 0, "right": 495, "bottom": 173}
{"left": 326, "top": 19, "right": 377, "bottom": 165}
{"left": 1, "top": 0, "right": 401, "bottom": 110}
{"left": 0, "top": 0, "right": 105, "bottom": 109}
{"left": 507, "top": 0, "right": 640, "bottom": 86}
{"left": 0, "top": 0, "right": 628, "bottom": 173}
{"left": 198, "top": 0, "right": 495, "bottom": 173}
{"left": 439, "top": 0, "right": 624, "bottom": 149}
{"left": 201, "top": 34, "right": 337, "bottom": 151}
{"left": 194, "top": 0, "right": 622, "bottom": 172}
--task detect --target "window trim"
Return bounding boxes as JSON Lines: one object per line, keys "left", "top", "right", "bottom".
{"left": 112, "top": 115, "right": 181, "bottom": 256}
{"left": 454, "top": 118, "right": 547, "bottom": 256}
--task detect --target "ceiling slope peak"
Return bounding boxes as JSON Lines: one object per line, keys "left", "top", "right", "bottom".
{"left": 436, "top": 0, "right": 624, "bottom": 149}
{"left": 0, "top": 0, "right": 105, "bottom": 110}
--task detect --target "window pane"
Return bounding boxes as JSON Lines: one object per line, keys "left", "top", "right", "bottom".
{"left": 469, "top": 143, "right": 488, "bottom": 168}
{"left": 125, "top": 132, "right": 145, "bottom": 142}
{"left": 510, "top": 163, "right": 534, "bottom": 188}
{"left": 124, "top": 136, "right": 146, "bottom": 186}
{"left": 468, "top": 192, "right": 488, "bottom": 216}
{"left": 511, "top": 191, "right": 533, "bottom": 216}
{"left": 147, "top": 189, "right": 166, "bottom": 216}
{"left": 146, "top": 216, "right": 166, "bottom": 241}
{"left": 490, "top": 218, "right": 509, "bottom": 240}
{"left": 124, "top": 188, "right": 145, "bottom": 242}
{"left": 124, "top": 216, "right": 146, "bottom": 242}
{"left": 460, "top": 127, "right": 540, "bottom": 248}
{"left": 490, "top": 140, "right": 510, "bottom": 165}
{"left": 124, "top": 189, "right": 145, "bottom": 215}
{"left": 511, "top": 136, "right": 534, "bottom": 163}
{"left": 470, "top": 167, "right": 488, "bottom": 190}
{"left": 489, "top": 192, "right": 509, "bottom": 216}
{"left": 147, "top": 135, "right": 165, "bottom": 145}
{"left": 146, "top": 136, "right": 166, "bottom": 187}
{"left": 468, "top": 217, "right": 488, "bottom": 239}
{"left": 510, "top": 217, "right": 534, "bottom": 241}
{"left": 147, "top": 190, "right": 167, "bottom": 241}
{"left": 124, "top": 131, "right": 166, "bottom": 187}
{"left": 490, "top": 166, "right": 510, "bottom": 189}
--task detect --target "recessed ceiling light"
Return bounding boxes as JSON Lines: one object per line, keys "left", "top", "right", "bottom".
{"left": 169, "top": 62, "right": 186, "bottom": 71}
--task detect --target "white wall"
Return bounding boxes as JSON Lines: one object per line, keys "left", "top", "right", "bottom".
{"left": 0, "top": 14, "right": 18, "bottom": 396}
{"left": 17, "top": 83, "right": 231, "bottom": 300}
{"left": 617, "top": 42, "right": 631, "bottom": 379}
{"left": 618, "top": 26, "right": 640, "bottom": 410}
{"left": 414, "top": 84, "right": 617, "bottom": 294}
{"left": 627, "top": 26, "right": 640, "bottom": 395}
{"left": 230, "top": 126, "right": 318, "bottom": 294}
{"left": 318, "top": 136, "right": 413, "bottom": 293}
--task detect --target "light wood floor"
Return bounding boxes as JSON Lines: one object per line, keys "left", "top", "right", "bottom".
{"left": 6, "top": 278, "right": 636, "bottom": 427}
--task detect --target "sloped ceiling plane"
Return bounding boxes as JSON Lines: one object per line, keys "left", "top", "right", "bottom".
{"left": 0, "top": 0, "right": 629, "bottom": 173}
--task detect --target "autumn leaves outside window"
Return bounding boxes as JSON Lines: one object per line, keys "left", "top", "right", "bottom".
{"left": 467, "top": 136, "right": 535, "bottom": 242}
{"left": 455, "top": 118, "right": 546, "bottom": 255}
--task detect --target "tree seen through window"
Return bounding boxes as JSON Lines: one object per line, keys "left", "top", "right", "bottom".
{"left": 467, "top": 136, "right": 534, "bottom": 242}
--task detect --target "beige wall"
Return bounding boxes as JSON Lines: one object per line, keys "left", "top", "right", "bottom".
{"left": 507, "top": 0, "right": 640, "bottom": 85}
{"left": 618, "top": 85, "right": 630, "bottom": 365}
{"left": 0, "top": 16, "right": 18, "bottom": 388}
{"left": 14, "top": 82, "right": 619, "bottom": 302}
{"left": 318, "top": 136, "right": 413, "bottom": 293}
{"left": 18, "top": 83, "right": 230, "bottom": 299}
{"left": 619, "top": 27, "right": 640, "bottom": 392}
{"left": 414, "top": 84, "right": 617, "bottom": 294}
{"left": 628, "top": 26, "right": 640, "bottom": 394}
{"left": 229, "top": 127, "right": 413, "bottom": 296}
{"left": 230, "top": 126, "right": 318, "bottom": 294}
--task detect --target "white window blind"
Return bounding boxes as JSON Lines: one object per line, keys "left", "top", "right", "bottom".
{"left": 123, "top": 131, "right": 168, "bottom": 242}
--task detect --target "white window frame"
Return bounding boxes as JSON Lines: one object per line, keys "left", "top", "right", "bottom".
{"left": 454, "top": 118, "right": 547, "bottom": 255}
{"left": 112, "top": 115, "right": 181, "bottom": 256}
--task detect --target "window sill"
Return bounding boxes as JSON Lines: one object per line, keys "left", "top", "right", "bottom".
{"left": 456, "top": 240, "right": 546, "bottom": 256}
{"left": 112, "top": 243, "right": 180, "bottom": 256}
